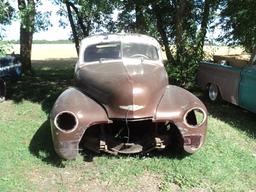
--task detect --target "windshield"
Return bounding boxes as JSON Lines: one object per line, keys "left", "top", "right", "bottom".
{"left": 83, "top": 42, "right": 159, "bottom": 62}
{"left": 84, "top": 42, "right": 121, "bottom": 62}
{"left": 122, "top": 43, "right": 159, "bottom": 60}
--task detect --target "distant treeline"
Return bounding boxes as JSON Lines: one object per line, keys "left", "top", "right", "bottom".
{"left": 4, "top": 40, "right": 73, "bottom": 44}
{"left": 2, "top": 39, "right": 222, "bottom": 46}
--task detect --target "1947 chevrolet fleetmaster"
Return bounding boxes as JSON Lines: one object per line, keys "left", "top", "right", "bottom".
{"left": 50, "top": 34, "right": 208, "bottom": 160}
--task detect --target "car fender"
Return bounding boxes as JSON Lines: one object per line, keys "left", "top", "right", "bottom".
{"left": 50, "top": 87, "right": 110, "bottom": 159}
{"left": 154, "top": 85, "right": 208, "bottom": 153}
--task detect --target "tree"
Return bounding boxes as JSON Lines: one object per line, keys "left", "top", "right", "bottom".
{"left": 0, "top": 1, "right": 14, "bottom": 26}
{"left": 0, "top": 1, "right": 15, "bottom": 56}
{"left": 55, "top": 0, "right": 115, "bottom": 55}
{"left": 18, "top": 0, "right": 50, "bottom": 73}
{"left": 219, "top": 0, "right": 256, "bottom": 59}
{"left": 55, "top": 0, "right": 221, "bottom": 85}
{"left": 219, "top": 0, "right": 256, "bottom": 51}
{"left": 113, "top": 0, "right": 148, "bottom": 33}
{"left": 115, "top": 0, "right": 220, "bottom": 84}
{"left": 18, "top": 0, "right": 36, "bottom": 73}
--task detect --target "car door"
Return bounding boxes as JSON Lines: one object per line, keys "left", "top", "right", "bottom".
{"left": 239, "top": 64, "right": 256, "bottom": 112}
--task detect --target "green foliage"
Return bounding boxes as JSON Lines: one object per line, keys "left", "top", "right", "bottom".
{"left": 0, "top": 41, "right": 12, "bottom": 57}
{"left": 0, "top": 1, "right": 14, "bottom": 56}
{"left": 219, "top": 0, "right": 256, "bottom": 51}
{"left": 0, "top": 1, "right": 14, "bottom": 25}
{"left": 112, "top": 0, "right": 220, "bottom": 86}
{"left": 18, "top": 0, "right": 51, "bottom": 33}
{"left": 52, "top": 0, "right": 222, "bottom": 85}
{"left": 55, "top": 0, "right": 115, "bottom": 40}
{"left": 165, "top": 44, "right": 207, "bottom": 88}
{"left": 19, "top": 2, "right": 36, "bottom": 32}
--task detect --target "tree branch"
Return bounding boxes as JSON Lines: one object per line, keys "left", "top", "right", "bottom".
{"left": 65, "top": 2, "right": 79, "bottom": 55}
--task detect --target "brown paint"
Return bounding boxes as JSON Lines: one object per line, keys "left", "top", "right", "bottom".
{"left": 50, "top": 34, "right": 208, "bottom": 160}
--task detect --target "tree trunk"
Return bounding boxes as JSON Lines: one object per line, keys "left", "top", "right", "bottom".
{"left": 175, "top": 0, "right": 186, "bottom": 62}
{"left": 135, "top": 1, "right": 147, "bottom": 33}
{"left": 66, "top": 2, "right": 79, "bottom": 55}
{"left": 196, "top": 0, "right": 211, "bottom": 58}
{"left": 20, "top": 26, "right": 33, "bottom": 72}
{"left": 151, "top": 3, "right": 176, "bottom": 65}
{"left": 18, "top": 0, "right": 35, "bottom": 73}
{"left": 68, "top": 1, "right": 89, "bottom": 37}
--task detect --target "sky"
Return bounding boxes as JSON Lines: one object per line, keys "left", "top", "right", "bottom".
{"left": 2, "top": 1, "right": 220, "bottom": 42}
{"left": 3, "top": 1, "right": 71, "bottom": 41}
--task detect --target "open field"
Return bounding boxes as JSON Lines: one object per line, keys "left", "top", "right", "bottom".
{"left": 0, "top": 45, "right": 256, "bottom": 191}
{"left": 9, "top": 44, "right": 246, "bottom": 61}
{"left": 10, "top": 44, "right": 77, "bottom": 60}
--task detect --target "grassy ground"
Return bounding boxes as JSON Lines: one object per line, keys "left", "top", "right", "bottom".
{"left": 0, "top": 58, "right": 256, "bottom": 192}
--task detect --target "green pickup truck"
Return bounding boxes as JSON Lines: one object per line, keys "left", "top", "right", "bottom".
{"left": 197, "top": 54, "right": 256, "bottom": 113}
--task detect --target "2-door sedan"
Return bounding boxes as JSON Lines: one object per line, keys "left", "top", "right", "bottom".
{"left": 50, "top": 34, "right": 208, "bottom": 160}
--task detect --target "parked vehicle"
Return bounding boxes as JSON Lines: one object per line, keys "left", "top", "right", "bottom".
{"left": 50, "top": 34, "right": 208, "bottom": 160}
{"left": 0, "top": 55, "right": 22, "bottom": 102}
{"left": 197, "top": 54, "right": 256, "bottom": 112}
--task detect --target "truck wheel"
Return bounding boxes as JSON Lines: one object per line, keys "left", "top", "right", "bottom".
{"left": 0, "top": 79, "right": 6, "bottom": 103}
{"left": 208, "top": 83, "right": 220, "bottom": 102}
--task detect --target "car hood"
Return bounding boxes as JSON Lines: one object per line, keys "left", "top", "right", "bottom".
{"left": 75, "top": 59, "right": 168, "bottom": 119}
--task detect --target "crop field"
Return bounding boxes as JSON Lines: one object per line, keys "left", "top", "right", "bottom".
{"left": 0, "top": 44, "right": 255, "bottom": 192}
{"left": 9, "top": 43, "right": 245, "bottom": 61}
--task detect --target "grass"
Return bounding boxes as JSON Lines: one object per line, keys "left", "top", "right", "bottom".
{"left": 0, "top": 58, "right": 256, "bottom": 192}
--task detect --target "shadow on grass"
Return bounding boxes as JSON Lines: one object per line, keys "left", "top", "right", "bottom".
{"left": 5, "top": 59, "right": 75, "bottom": 166}
{"left": 7, "top": 58, "right": 75, "bottom": 113}
{"left": 29, "top": 118, "right": 64, "bottom": 167}
{"left": 9, "top": 58, "right": 255, "bottom": 166}
{"left": 79, "top": 146, "right": 189, "bottom": 163}
{"left": 193, "top": 87, "right": 256, "bottom": 139}
{"left": 207, "top": 101, "right": 256, "bottom": 139}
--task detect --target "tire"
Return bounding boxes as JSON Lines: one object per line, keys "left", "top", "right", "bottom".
{"left": 208, "top": 83, "right": 220, "bottom": 102}
{"left": 0, "top": 79, "right": 6, "bottom": 103}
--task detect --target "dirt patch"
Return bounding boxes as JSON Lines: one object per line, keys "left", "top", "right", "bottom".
{"left": 189, "top": 188, "right": 210, "bottom": 192}
{"left": 134, "top": 171, "right": 162, "bottom": 192}
{"left": 26, "top": 166, "right": 164, "bottom": 192}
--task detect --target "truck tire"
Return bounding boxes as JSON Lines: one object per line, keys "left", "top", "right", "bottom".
{"left": 0, "top": 79, "right": 6, "bottom": 102}
{"left": 208, "top": 83, "right": 220, "bottom": 102}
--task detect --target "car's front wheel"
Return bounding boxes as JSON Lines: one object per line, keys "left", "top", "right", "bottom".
{"left": 0, "top": 79, "right": 6, "bottom": 103}
{"left": 208, "top": 83, "right": 220, "bottom": 102}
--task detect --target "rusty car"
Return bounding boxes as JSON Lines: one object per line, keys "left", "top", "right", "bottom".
{"left": 50, "top": 34, "right": 208, "bottom": 160}
{"left": 197, "top": 53, "right": 256, "bottom": 113}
